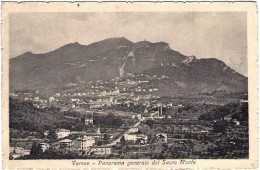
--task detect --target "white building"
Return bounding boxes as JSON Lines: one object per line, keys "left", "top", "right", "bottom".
{"left": 56, "top": 129, "right": 70, "bottom": 139}
{"left": 59, "top": 139, "right": 73, "bottom": 149}
{"left": 71, "top": 98, "right": 80, "bottom": 102}
{"left": 81, "top": 136, "right": 95, "bottom": 150}
{"left": 39, "top": 143, "right": 50, "bottom": 152}
{"left": 43, "top": 130, "right": 50, "bottom": 136}
{"left": 85, "top": 117, "right": 94, "bottom": 126}
{"left": 90, "top": 146, "right": 111, "bottom": 155}
{"left": 55, "top": 93, "right": 60, "bottom": 97}
{"left": 49, "top": 96, "right": 55, "bottom": 101}
{"left": 129, "top": 127, "right": 138, "bottom": 133}
{"left": 240, "top": 99, "right": 248, "bottom": 103}
{"left": 233, "top": 119, "right": 240, "bottom": 126}
{"left": 139, "top": 80, "right": 149, "bottom": 83}
{"left": 124, "top": 133, "right": 148, "bottom": 143}
{"left": 136, "top": 114, "right": 142, "bottom": 119}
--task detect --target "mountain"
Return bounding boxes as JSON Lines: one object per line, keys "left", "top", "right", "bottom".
{"left": 143, "top": 57, "right": 247, "bottom": 96}
{"left": 10, "top": 37, "right": 247, "bottom": 96}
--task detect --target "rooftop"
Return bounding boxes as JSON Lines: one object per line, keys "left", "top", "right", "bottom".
{"left": 90, "top": 146, "right": 112, "bottom": 148}
{"left": 82, "top": 136, "right": 95, "bottom": 140}
{"left": 59, "top": 139, "right": 72, "bottom": 143}
{"left": 56, "top": 129, "right": 70, "bottom": 132}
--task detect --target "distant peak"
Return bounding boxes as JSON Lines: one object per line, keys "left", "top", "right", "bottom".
{"left": 12, "top": 51, "right": 35, "bottom": 59}
{"left": 115, "top": 37, "right": 128, "bottom": 40}
{"left": 23, "top": 51, "right": 34, "bottom": 55}
{"left": 135, "top": 40, "right": 152, "bottom": 45}
{"left": 103, "top": 37, "right": 131, "bottom": 42}
{"left": 58, "top": 42, "right": 83, "bottom": 49}
{"left": 135, "top": 40, "right": 169, "bottom": 47}
{"left": 87, "top": 37, "right": 133, "bottom": 47}
{"left": 119, "top": 37, "right": 128, "bottom": 40}
{"left": 68, "top": 42, "right": 82, "bottom": 46}
{"left": 16, "top": 51, "right": 34, "bottom": 58}
{"left": 155, "top": 41, "right": 169, "bottom": 46}
{"left": 73, "top": 42, "right": 80, "bottom": 45}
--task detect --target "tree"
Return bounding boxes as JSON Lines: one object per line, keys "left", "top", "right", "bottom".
{"left": 104, "top": 134, "right": 110, "bottom": 144}
{"left": 145, "top": 120, "right": 154, "bottom": 129}
{"left": 30, "top": 141, "right": 38, "bottom": 156}
{"left": 37, "top": 143, "right": 43, "bottom": 155}
{"left": 120, "top": 136, "right": 126, "bottom": 143}
{"left": 48, "top": 129, "right": 57, "bottom": 140}
{"left": 93, "top": 113, "right": 123, "bottom": 128}
{"left": 158, "top": 153, "right": 166, "bottom": 159}
{"left": 74, "top": 123, "right": 84, "bottom": 131}
{"left": 213, "top": 121, "right": 226, "bottom": 133}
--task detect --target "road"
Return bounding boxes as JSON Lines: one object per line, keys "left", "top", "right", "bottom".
{"left": 105, "top": 118, "right": 143, "bottom": 146}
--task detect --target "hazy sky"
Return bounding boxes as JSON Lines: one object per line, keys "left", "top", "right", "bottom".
{"left": 9, "top": 12, "right": 247, "bottom": 76}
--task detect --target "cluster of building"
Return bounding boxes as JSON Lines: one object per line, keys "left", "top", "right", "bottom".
{"left": 9, "top": 74, "right": 249, "bottom": 159}
{"left": 10, "top": 91, "right": 48, "bottom": 108}
{"left": 9, "top": 147, "right": 30, "bottom": 159}
{"left": 10, "top": 74, "right": 185, "bottom": 115}
{"left": 124, "top": 127, "right": 148, "bottom": 145}
{"left": 51, "top": 126, "right": 113, "bottom": 155}
{"left": 57, "top": 136, "right": 111, "bottom": 155}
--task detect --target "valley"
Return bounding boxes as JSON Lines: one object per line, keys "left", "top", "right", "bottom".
{"left": 9, "top": 37, "right": 248, "bottom": 159}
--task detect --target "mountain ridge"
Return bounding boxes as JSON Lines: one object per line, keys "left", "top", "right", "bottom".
{"left": 10, "top": 37, "right": 247, "bottom": 96}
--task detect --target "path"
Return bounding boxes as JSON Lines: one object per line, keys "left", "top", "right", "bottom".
{"left": 105, "top": 117, "right": 143, "bottom": 146}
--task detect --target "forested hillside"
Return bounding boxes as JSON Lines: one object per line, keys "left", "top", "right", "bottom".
{"left": 9, "top": 97, "right": 80, "bottom": 132}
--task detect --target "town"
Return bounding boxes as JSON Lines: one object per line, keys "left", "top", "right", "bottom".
{"left": 9, "top": 74, "right": 249, "bottom": 159}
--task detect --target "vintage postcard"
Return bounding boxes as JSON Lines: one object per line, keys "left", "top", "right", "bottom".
{"left": 1, "top": 2, "right": 258, "bottom": 169}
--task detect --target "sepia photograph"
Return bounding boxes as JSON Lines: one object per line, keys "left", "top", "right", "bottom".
{"left": 1, "top": 2, "right": 258, "bottom": 169}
